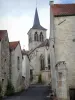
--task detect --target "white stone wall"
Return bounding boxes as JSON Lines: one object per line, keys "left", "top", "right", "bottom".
{"left": 22, "top": 55, "right": 30, "bottom": 89}
{"left": 29, "top": 46, "right": 51, "bottom": 84}
{"left": 55, "top": 62, "right": 68, "bottom": 100}
{"left": 28, "top": 29, "right": 47, "bottom": 50}
{"left": 10, "top": 44, "right": 22, "bottom": 92}
{"left": 50, "top": 6, "right": 56, "bottom": 91}
{"left": 41, "top": 70, "right": 51, "bottom": 84}
{"left": 54, "top": 16, "right": 75, "bottom": 88}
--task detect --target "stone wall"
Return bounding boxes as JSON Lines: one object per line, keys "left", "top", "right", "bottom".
{"left": 50, "top": 6, "right": 56, "bottom": 91}
{"left": 54, "top": 16, "right": 75, "bottom": 88}
{"left": 10, "top": 44, "right": 22, "bottom": 92}
{"left": 1, "top": 33, "right": 10, "bottom": 95}
{"left": 29, "top": 46, "right": 51, "bottom": 84}
{"left": 55, "top": 61, "right": 68, "bottom": 100}
{"left": 28, "top": 29, "right": 46, "bottom": 50}
{"left": 41, "top": 70, "right": 51, "bottom": 85}
{"left": 22, "top": 55, "right": 30, "bottom": 89}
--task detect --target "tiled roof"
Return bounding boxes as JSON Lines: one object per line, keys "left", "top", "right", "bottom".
{"left": 0, "top": 30, "right": 7, "bottom": 40}
{"left": 51, "top": 4, "right": 75, "bottom": 16}
{"left": 9, "top": 41, "right": 19, "bottom": 50}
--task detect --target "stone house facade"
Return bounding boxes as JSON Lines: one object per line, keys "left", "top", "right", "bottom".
{"left": 22, "top": 50, "right": 30, "bottom": 89}
{"left": 0, "top": 30, "right": 10, "bottom": 96}
{"left": 50, "top": 2, "right": 75, "bottom": 100}
{"left": 9, "top": 41, "right": 22, "bottom": 92}
{"left": 0, "top": 30, "right": 30, "bottom": 95}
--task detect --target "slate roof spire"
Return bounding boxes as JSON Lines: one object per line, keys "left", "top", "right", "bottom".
{"left": 33, "top": 8, "right": 40, "bottom": 27}
{"left": 32, "top": 8, "right": 46, "bottom": 30}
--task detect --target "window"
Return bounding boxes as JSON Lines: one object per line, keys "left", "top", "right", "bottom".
{"left": 5, "top": 59, "right": 6, "bottom": 62}
{"left": 40, "top": 32, "right": 44, "bottom": 42}
{"left": 34, "top": 32, "right": 38, "bottom": 41}
{"left": 2, "top": 79, "right": 4, "bottom": 84}
{"left": 53, "top": 45, "right": 54, "bottom": 48}
{"left": 17, "top": 56, "right": 20, "bottom": 70}
{"left": 48, "top": 55, "right": 50, "bottom": 70}
{"left": 40, "top": 54, "right": 45, "bottom": 70}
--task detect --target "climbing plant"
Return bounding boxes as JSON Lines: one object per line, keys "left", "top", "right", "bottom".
{"left": 5, "top": 80, "right": 15, "bottom": 96}
{"left": 38, "top": 74, "right": 42, "bottom": 83}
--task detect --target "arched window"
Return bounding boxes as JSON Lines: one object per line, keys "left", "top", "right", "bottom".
{"left": 40, "top": 32, "right": 44, "bottom": 42}
{"left": 34, "top": 32, "right": 38, "bottom": 41}
{"left": 48, "top": 55, "right": 50, "bottom": 70}
{"left": 40, "top": 54, "right": 45, "bottom": 70}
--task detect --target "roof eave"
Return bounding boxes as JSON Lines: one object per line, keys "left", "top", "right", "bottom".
{"left": 54, "top": 14, "right": 75, "bottom": 17}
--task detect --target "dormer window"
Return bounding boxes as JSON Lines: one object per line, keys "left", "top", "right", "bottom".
{"left": 34, "top": 32, "right": 38, "bottom": 41}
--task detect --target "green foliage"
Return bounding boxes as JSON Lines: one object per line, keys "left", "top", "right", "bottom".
{"left": 5, "top": 80, "right": 15, "bottom": 96}
{"left": 38, "top": 74, "right": 42, "bottom": 83}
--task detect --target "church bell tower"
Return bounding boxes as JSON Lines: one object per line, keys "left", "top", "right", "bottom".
{"left": 27, "top": 8, "right": 47, "bottom": 50}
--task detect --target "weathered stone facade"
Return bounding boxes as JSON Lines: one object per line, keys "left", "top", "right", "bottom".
{"left": 28, "top": 29, "right": 47, "bottom": 50}
{"left": 50, "top": 2, "right": 75, "bottom": 100}
{"left": 9, "top": 42, "right": 22, "bottom": 92}
{"left": 29, "top": 46, "right": 51, "bottom": 84}
{"left": 55, "top": 61, "right": 68, "bottom": 100}
{"left": 0, "top": 30, "right": 10, "bottom": 96}
{"left": 22, "top": 50, "right": 30, "bottom": 89}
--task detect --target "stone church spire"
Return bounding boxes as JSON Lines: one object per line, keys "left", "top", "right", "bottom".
{"left": 32, "top": 8, "right": 46, "bottom": 30}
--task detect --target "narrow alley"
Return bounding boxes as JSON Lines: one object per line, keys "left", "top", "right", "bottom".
{"left": 3, "top": 85, "right": 50, "bottom": 100}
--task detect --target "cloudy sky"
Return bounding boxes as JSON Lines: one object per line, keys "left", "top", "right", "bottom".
{"left": 0, "top": 0, "right": 75, "bottom": 50}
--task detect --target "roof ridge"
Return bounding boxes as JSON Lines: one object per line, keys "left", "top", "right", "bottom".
{"left": 9, "top": 41, "right": 19, "bottom": 51}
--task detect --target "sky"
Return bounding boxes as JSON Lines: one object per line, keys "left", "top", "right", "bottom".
{"left": 0, "top": 0, "right": 75, "bottom": 50}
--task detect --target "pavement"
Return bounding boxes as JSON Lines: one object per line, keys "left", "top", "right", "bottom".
{"left": 3, "top": 85, "right": 51, "bottom": 100}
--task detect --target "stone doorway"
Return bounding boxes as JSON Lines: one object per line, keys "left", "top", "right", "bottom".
{"left": 69, "top": 88, "right": 75, "bottom": 100}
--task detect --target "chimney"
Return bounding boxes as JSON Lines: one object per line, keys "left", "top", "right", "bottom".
{"left": 49, "top": 0, "right": 54, "bottom": 5}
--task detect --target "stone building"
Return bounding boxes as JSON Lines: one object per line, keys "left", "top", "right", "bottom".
{"left": 50, "top": 1, "right": 75, "bottom": 100}
{"left": 0, "top": 30, "right": 10, "bottom": 96}
{"left": 9, "top": 41, "right": 22, "bottom": 92}
{"left": 22, "top": 50, "right": 30, "bottom": 89}
{"left": 27, "top": 8, "right": 51, "bottom": 84}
